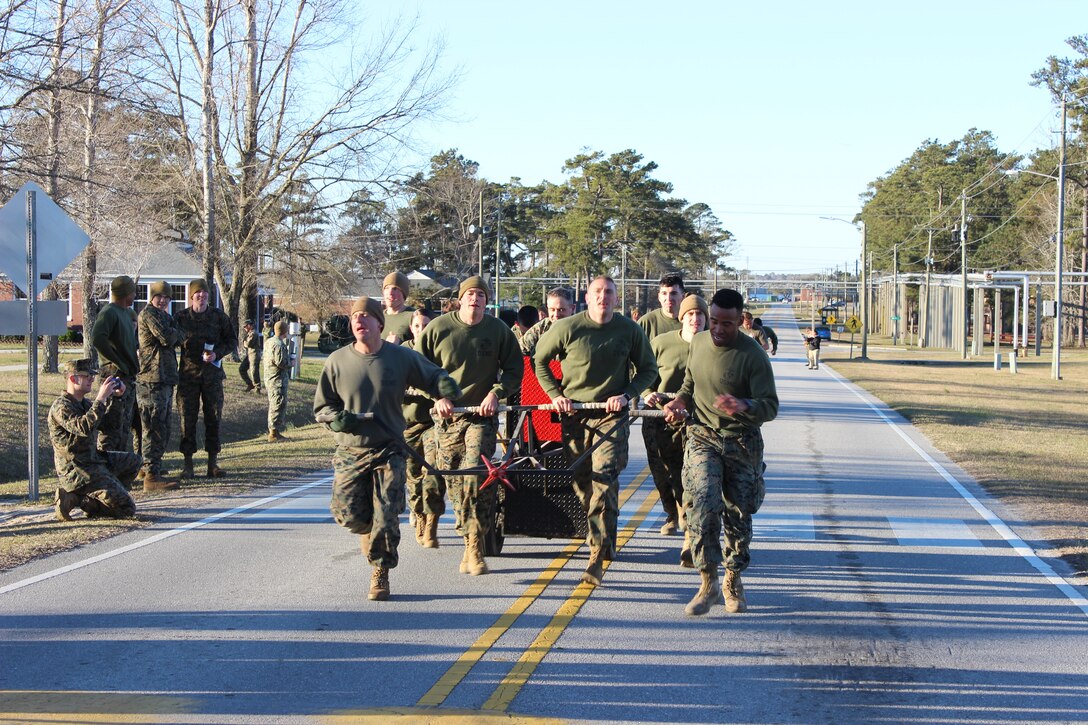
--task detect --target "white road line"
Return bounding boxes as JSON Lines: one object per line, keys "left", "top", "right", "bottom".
{"left": 756, "top": 512, "right": 816, "bottom": 541}
{"left": 823, "top": 365, "right": 1088, "bottom": 617}
{"left": 887, "top": 516, "right": 984, "bottom": 548}
{"left": 0, "top": 476, "right": 332, "bottom": 596}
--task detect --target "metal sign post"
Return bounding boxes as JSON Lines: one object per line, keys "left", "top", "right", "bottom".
{"left": 26, "top": 191, "right": 38, "bottom": 501}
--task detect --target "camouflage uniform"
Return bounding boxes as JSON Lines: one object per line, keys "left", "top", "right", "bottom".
{"left": 518, "top": 317, "right": 555, "bottom": 358}
{"left": 175, "top": 304, "right": 237, "bottom": 456}
{"left": 331, "top": 443, "right": 407, "bottom": 567}
{"left": 435, "top": 414, "right": 498, "bottom": 536}
{"left": 137, "top": 303, "right": 186, "bottom": 476}
{"left": 239, "top": 328, "right": 263, "bottom": 391}
{"left": 263, "top": 334, "right": 290, "bottom": 434}
{"left": 402, "top": 338, "right": 442, "bottom": 519}
{"left": 560, "top": 411, "right": 628, "bottom": 558}
{"left": 90, "top": 302, "right": 139, "bottom": 453}
{"left": 48, "top": 393, "right": 138, "bottom": 518}
{"left": 683, "top": 425, "right": 766, "bottom": 571}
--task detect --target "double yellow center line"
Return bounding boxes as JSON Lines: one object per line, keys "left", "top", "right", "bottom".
{"left": 417, "top": 467, "right": 659, "bottom": 711}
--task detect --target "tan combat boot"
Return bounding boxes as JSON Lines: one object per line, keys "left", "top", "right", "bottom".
{"left": 181, "top": 454, "right": 195, "bottom": 478}
{"left": 684, "top": 569, "right": 722, "bottom": 616}
{"left": 423, "top": 514, "right": 440, "bottom": 549}
{"left": 459, "top": 539, "right": 471, "bottom": 574}
{"left": 207, "top": 453, "right": 225, "bottom": 478}
{"left": 414, "top": 514, "right": 427, "bottom": 545}
{"left": 679, "top": 529, "right": 694, "bottom": 569}
{"left": 143, "top": 473, "right": 180, "bottom": 492}
{"left": 724, "top": 570, "right": 747, "bottom": 613}
{"left": 582, "top": 546, "right": 605, "bottom": 586}
{"left": 53, "top": 488, "right": 76, "bottom": 522}
{"left": 660, "top": 515, "right": 677, "bottom": 536}
{"left": 368, "top": 566, "right": 390, "bottom": 601}
{"left": 466, "top": 532, "right": 489, "bottom": 575}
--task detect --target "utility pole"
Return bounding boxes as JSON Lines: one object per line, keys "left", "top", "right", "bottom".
{"left": 495, "top": 195, "right": 502, "bottom": 317}
{"left": 477, "top": 191, "right": 483, "bottom": 277}
{"left": 960, "top": 193, "right": 968, "bottom": 360}
{"left": 1053, "top": 96, "right": 1067, "bottom": 380}
{"left": 921, "top": 228, "right": 935, "bottom": 348}
{"left": 860, "top": 221, "right": 868, "bottom": 359}
{"left": 892, "top": 243, "right": 899, "bottom": 345}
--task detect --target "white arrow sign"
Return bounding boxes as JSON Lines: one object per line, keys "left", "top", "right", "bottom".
{"left": 0, "top": 182, "right": 89, "bottom": 297}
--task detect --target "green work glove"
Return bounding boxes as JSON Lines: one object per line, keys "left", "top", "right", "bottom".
{"left": 328, "top": 409, "right": 356, "bottom": 433}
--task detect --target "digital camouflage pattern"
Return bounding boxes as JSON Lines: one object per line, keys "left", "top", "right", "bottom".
{"left": 642, "top": 416, "right": 685, "bottom": 522}
{"left": 560, "top": 411, "right": 629, "bottom": 559}
{"left": 331, "top": 443, "right": 406, "bottom": 568}
{"left": 263, "top": 335, "right": 290, "bottom": 434}
{"left": 682, "top": 425, "right": 766, "bottom": 573}
{"left": 175, "top": 305, "right": 234, "bottom": 455}
{"left": 95, "top": 381, "right": 136, "bottom": 453}
{"left": 518, "top": 317, "right": 554, "bottom": 358}
{"left": 239, "top": 329, "right": 262, "bottom": 390}
{"left": 404, "top": 421, "right": 442, "bottom": 517}
{"left": 137, "top": 304, "right": 186, "bottom": 474}
{"left": 137, "top": 382, "right": 174, "bottom": 476}
{"left": 48, "top": 393, "right": 138, "bottom": 517}
{"left": 434, "top": 414, "right": 497, "bottom": 537}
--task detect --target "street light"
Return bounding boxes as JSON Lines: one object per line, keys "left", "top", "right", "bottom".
{"left": 820, "top": 216, "right": 868, "bottom": 359}
{"left": 1003, "top": 97, "right": 1067, "bottom": 380}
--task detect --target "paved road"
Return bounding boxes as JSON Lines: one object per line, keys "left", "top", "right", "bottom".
{"left": 2, "top": 305, "right": 1086, "bottom": 724}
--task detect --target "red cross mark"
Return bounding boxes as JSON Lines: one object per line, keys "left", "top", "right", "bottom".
{"left": 479, "top": 455, "right": 516, "bottom": 491}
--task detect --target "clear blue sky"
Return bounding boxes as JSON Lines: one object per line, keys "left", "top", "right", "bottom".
{"left": 397, "top": 1, "right": 1082, "bottom": 275}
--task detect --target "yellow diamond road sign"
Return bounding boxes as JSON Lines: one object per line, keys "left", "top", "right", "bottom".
{"left": 826, "top": 314, "right": 836, "bottom": 324}
{"left": 845, "top": 315, "right": 862, "bottom": 333}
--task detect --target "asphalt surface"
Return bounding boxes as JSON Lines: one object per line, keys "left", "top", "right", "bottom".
{"left": 1, "top": 305, "right": 1086, "bottom": 724}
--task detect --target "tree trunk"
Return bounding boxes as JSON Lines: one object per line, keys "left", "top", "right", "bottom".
{"left": 200, "top": 0, "right": 218, "bottom": 294}
{"left": 41, "top": 0, "right": 69, "bottom": 374}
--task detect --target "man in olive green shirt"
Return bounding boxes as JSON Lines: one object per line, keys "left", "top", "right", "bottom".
{"left": 314, "top": 296, "right": 461, "bottom": 601}
{"left": 534, "top": 276, "right": 658, "bottom": 587}
{"left": 664, "top": 288, "right": 778, "bottom": 616}
{"left": 638, "top": 273, "right": 684, "bottom": 342}
{"left": 417, "top": 275, "right": 523, "bottom": 576}
{"left": 642, "top": 293, "right": 707, "bottom": 542}
{"left": 381, "top": 271, "right": 416, "bottom": 343}
{"left": 90, "top": 275, "right": 140, "bottom": 453}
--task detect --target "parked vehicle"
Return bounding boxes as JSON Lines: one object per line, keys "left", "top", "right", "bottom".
{"left": 815, "top": 324, "right": 832, "bottom": 341}
{"left": 317, "top": 314, "right": 352, "bottom": 353}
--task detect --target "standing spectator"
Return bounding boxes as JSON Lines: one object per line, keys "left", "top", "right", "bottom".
{"left": 401, "top": 310, "right": 443, "bottom": 548}
{"left": 239, "top": 320, "right": 263, "bottom": 392}
{"left": 264, "top": 320, "right": 291, "bottom": 441}
{"left": 642, "top": 294, "right": 707, "bottom": 540}
{"left": 417, "top": 276, "right": 523, "bottom": 576}
{"left": 754, "top": 317, "right": 778, "bottom": 356}
{"left": 519, "top": 287, "right": 575, "bottom": 358}
{"left": 664, "top": 288, "right": 778, "bottom": 616}
{"left": 803, "top": 327, "right": 821, "bottom": 369}
{"left": 638, "top": 273, "right": 684, "bottom": 342}
{"left": 175, "top": 279, "right": 237, "bottom": 478}
{"left": 49, "top": 359, "right": 139, "bottom": 520}
{"left": 136, "top": 281, "right": 184, "bottom": 491}
{"left": 314, "top": 296, "right": 461, "bottom": 601}
{"left": 381, "top": 271, "right": 415, "bottom": 343}
{"left": 90, "top": 275, "right": 139, "bottom": 452}
{"left": 533, "top": 276, "right": 658, "bottom": 586}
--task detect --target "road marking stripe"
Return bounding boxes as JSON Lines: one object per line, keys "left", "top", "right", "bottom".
{"left": 416, "top": 467, "right": 650, "bottom": 708}
{"left": 887, "top": 516, "right": 984, "bottom": 548}
{"left": 483, "top": 485, "right": 660, "bottom": 712}
{"left": 825, "top": 366, "right": 1088, "bottom": 617}
{"left": 0, "top": 476, "right": 332, "bottom": 596}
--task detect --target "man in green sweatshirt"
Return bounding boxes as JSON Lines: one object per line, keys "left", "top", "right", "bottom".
{"left": 664, "top": 288, "right": 778, "bottom": 617}
{"left": 314, "top": 296, "right": 461, "bottom": 601}
{"left": 417, "top": 276, "right": 523, "bottom": 576}
{"left": 90, "top": 275, "right": 140, "bottom": 453}
{"left": 533, "top": 276, "right": 658, "bottom": 587}
{"left": 642, "top": 293, "right": 707, "bottom": 542}
{"left": 638, "top": 273, "right": 684, "bottom": 342}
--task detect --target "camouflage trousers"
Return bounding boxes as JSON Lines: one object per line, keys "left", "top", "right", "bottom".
{"left": 266, "top": 375, "right": 289, "bottom": 433}
{"left": 561, "top": 411, "right": 629, "bottom": 560}
{"left": 137, "top": 381, "right": 174, "bottom": 475}
{"left": 404, "top": 421, "right": 442, "bottom": 517}
{"left": 642, "top": 416, "right": 686, "bottom": 522}
{"left": 239, "top": 352, "right": 261, "bottom": 389}
{"left": 683, "top": 425, "right": 766, "bottom": 573}
{"left": 96, "top": 374, "right": 136, "bottom": 453}
{"left": 176, "top": 372, "right": 224, "bottom": 455}
{"left": 434, "top": 414, "right": 497, "bottom": 538}
{"left": 331, "top": 443, "right": 406, "bottom": 568}
{"left": 62, "top": 451, "right": 140, "bottom": 518}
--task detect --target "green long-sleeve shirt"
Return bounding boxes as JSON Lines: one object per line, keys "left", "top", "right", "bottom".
{"left": 533, "top": 311, "right": 657, "bottom": 403}
{"left": 416, "top": 311, "right": 522, "bottom": 406}
{"left": 638, "top": 308, "right": 681, "bottom": 342}
{"left": 90, "top": 303, "right": 138, "bottom": 379}
{"left": 643, "top": 330, "right": 690, "bottom": 398}
{"left": 314, "top": 341, "right": 461, "bottom": 448}
{"left": 677, "top": 330, "right": 778, "bottom": 436}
